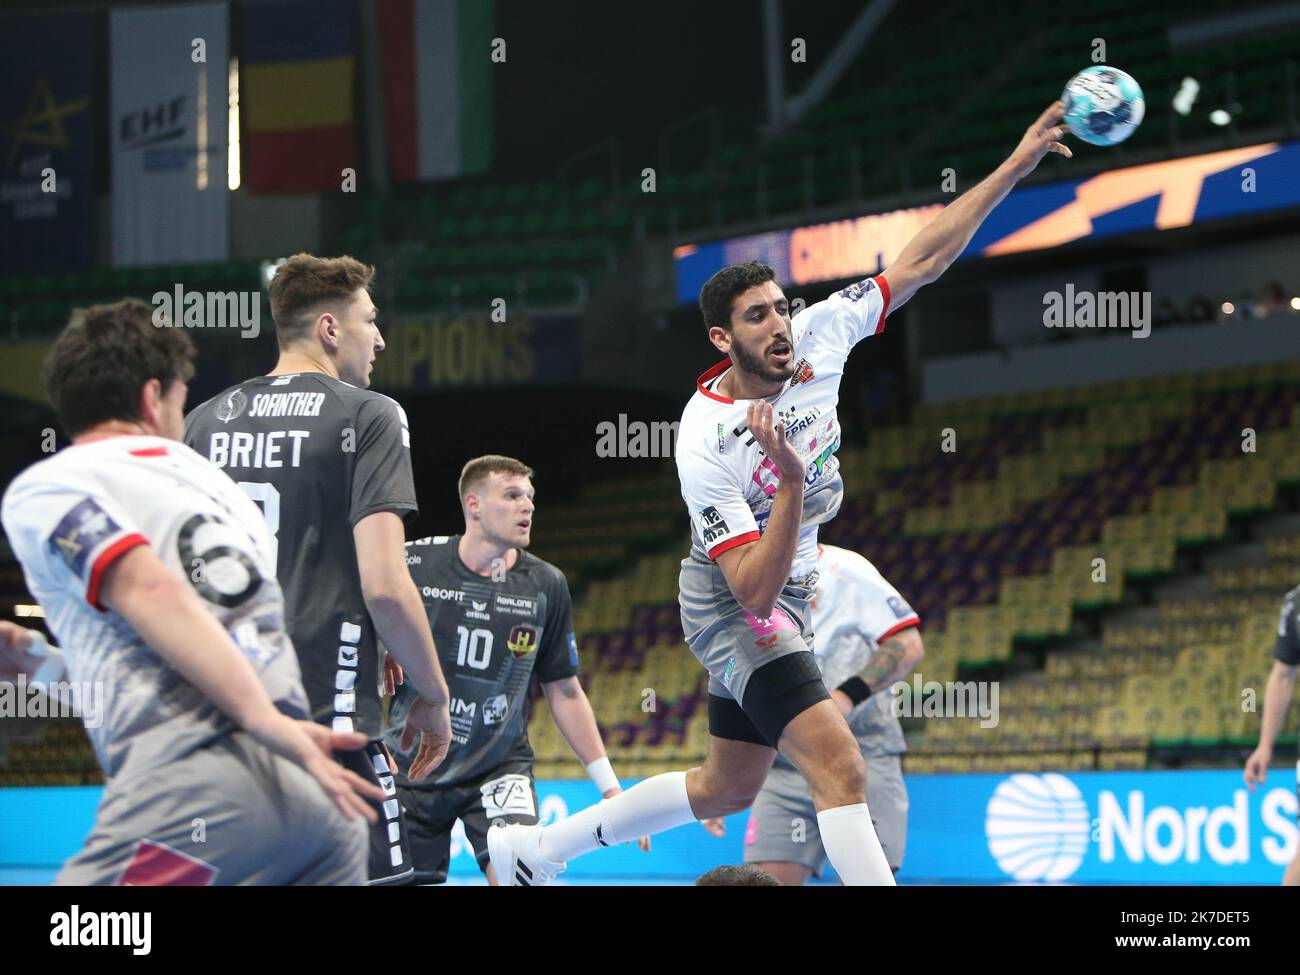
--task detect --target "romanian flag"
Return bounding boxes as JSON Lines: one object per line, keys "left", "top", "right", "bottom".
{"left": 240, "top": 0, "right": 356, "bottom": 193}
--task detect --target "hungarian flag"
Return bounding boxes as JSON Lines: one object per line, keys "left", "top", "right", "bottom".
{"left": 377, "top": 0, "right": 494, "bottom": 182}
{"left": 240, "top": 0, "right": 356, "bottom": 193}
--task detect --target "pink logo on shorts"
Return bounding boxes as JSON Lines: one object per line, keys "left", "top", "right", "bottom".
{"left": 744, "top": 814, "right": 758, "bottom": 846}
{"left": 117, "top": 840, "right": 218, "bottom": 886}
{"left": 743, "top": 607, "right": 796, "bottom": 649}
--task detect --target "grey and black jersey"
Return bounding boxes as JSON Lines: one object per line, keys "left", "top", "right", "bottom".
{"left": 385, "top": 535, "right": 579, "bottom": 787}
{"left": 185, "top": 373, "right": 417, "bottom": 739}
{"left": 1275, "top": 584, "right": 1300, "bottom": 666}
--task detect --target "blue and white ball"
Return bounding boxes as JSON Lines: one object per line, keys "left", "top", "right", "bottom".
{"left": 1062, "top": 66, "right": 1145, "bottom": 146}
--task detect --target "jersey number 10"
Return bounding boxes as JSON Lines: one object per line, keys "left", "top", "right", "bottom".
{"left": 457, "top": 626, "right": 493, "bottom": 670}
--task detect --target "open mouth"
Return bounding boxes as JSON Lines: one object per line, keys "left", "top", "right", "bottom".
{"left": 767, "top": 340, "right": 792, "bottom": 363}
{"left": 517, "top": 520, "right": 531, "bottom": 532}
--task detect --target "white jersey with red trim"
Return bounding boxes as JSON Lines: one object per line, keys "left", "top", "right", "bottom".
{"left": 676, "top": 275, "right": 889, "bottom": 579}
{"left": 810, "top": 543, "right": 920, "bottom": 754}
{"left": 1, "top": 435, "right": 308, "bottom": 779}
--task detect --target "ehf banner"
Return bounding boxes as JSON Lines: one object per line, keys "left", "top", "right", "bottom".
{"left": 0, "top": 12, "right": 97, "bottom": 274}
{"left": 110, "top": 1, "right": 229, "bottom": 266}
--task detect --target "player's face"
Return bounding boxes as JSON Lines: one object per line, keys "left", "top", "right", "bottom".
{"left": 476, "top": 473, "right": 536, "bottom": 548}
{"left": 725, "top": 281, "right": 795, "bottom": 384}
{"left": 336, "top": 289, "right": 384, "bottom": 388}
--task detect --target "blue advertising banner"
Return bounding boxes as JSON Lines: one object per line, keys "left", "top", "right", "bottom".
{"left": 3, "top": 768, "right": 1296, "bottom": 883}
{"left": 675, "top": 141, "right": 1300, "bottom": 303}
{"left": 0, "top": 12, "right": 97, "bottom": 273}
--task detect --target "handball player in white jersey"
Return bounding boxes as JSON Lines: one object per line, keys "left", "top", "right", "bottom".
{"left": 0, "top": 300, "right": 382, "bottom": 885}
{"left": 488, "top": 102, "right": 1073, "bottom": 886}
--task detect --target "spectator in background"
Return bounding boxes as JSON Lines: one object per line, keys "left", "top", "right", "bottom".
{"left": 1257, "top": 281, "right": 1287, "bottom": 318}
{"left": 1186, "top": 294, "right": 1215, "bottom": 324}
{"left": 1153, "top": 298, "right": 1183, "bottom": 329}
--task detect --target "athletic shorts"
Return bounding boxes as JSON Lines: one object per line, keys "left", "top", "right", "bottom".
{"left": 338, "top": 740, "right": 414, "bottom": 885}
{"left": 743, "top": 753, "right": 909, "bottom": 876}
{"left": 57, "top": 731, "right": 367, "bottom": 886}
{"left": 397, "top": 760, "right": 539, "bottom": 884}
{"left": 680, "top": 556, "right": 830, "bottom": 746}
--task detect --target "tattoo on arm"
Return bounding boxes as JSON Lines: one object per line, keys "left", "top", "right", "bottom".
{"left": 858, "top": 634, "right": 913, "bottom": 694}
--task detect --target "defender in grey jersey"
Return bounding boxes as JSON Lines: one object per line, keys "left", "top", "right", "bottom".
{"left": 386, "top": 456, "right": 638, "bottom": 884}
{"left": 184, "top": 254, "right": 452, "bottom": 884}
{"left": 0, "top": 300, "right": 381, "bottom": 884}
{"left": 733, "top": 543, "right": 923, "bottom": 882}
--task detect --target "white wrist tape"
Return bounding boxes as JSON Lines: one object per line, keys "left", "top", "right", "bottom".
{"left": 586, "top": 756, "right": 619, "bottom": 793}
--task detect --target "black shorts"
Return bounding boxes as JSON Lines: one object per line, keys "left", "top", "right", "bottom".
{"left": 708, "top": 651, "right": 831, "bottom": 747}
{"left": 397, "top": 760, "right": 539, "bottom": 884}
{"left": 338, "top": 740, "right": 414, "bottom": 886}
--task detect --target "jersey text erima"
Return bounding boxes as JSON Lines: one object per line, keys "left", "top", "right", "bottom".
{"left": 184, "top": 373, "right": 416, "bottom": 739}
{"left": 676, "top": 275, "right": 889, "bottom": 580}
{"left": 385, "top": 535, "right": 579, "bottom": 786}
{"left": 0, "top": 436, "right": 307, "bottom": 779}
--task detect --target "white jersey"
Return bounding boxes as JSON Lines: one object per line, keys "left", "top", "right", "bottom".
{"left": 676, "top": 275, "right": 889, "bottom": 579}
{"left": 810, "top": 543, "right": 920, "bottom": 755}
{"left": 1, "top": 435, "right": 308, "bottom": 779}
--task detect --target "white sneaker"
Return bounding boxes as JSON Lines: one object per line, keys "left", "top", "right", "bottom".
{"left": 488, "top": 822, "right": 566, "bottom": 886}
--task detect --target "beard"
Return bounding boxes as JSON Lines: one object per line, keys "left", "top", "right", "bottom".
{"left": 732, "top": 334, "right": 796, "bottom": 385}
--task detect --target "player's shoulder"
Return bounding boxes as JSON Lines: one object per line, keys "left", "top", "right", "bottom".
{"left": 517, "top": 549, "right": 571, "bottom": 592}
{"left": 404, "top": 534, "right": 455, "bottom": 566}
{"left": 821, "top": 543, "right": 887, "bottom": 583}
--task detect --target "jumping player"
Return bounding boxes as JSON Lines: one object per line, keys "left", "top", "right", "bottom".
{"left": 713, "top": 543, "right": 923, "bottom": 883}
{"left": 488, "top": 102, "right": 1073, "bottom": 885}
{"left": 0, "top": 300, "right": 382, "bottom": 884}
{"left": 185, "top": 254, "right": 451, "bottom": 884}
{"left": 386, "top": 456, "right": 645, "bottom": 884}
{"left": 1244, "top": 583, "right": 1300, "bottom": 886}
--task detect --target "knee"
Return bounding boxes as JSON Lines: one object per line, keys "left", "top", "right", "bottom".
{"left": 690, "top": 767, "right": 765, "bottom": 818}
{"left": 808, "top": 746, "right": 867, "bottom": 806}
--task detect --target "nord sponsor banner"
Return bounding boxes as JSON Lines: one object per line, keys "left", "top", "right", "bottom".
{"left": 4, "top": 769, "right": 1295, "bottom": 882}
{"left": 674, "top": 140, "right": 1300, "bottom": 302}
{"left": 370, "top": 315, "right": 578, "bottom": 390}
{"left": 110, "top": 1, "right": 229, "bottom": 266}
{"left": 0, "top": 12, "right": 97, "bottom": 273}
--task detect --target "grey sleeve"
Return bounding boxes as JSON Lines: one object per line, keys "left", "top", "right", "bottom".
{"left": 349, "top": 395, "right": 418, "bottom": 527}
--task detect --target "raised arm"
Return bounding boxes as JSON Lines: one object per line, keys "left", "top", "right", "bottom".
{"left": 883, "top": 101, "right": 1072, "bottom": 312}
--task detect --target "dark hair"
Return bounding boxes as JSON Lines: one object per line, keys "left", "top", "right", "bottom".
{"left": 695, "top": 864, "right": 781, "bottom": 886}
{"left": 268, "top": 252, "right": 376, "bottom": 347}
{"left": 698, "top": 261, "right": 777, "bottom": 329}
{"left": 458, "top": 454, "right": 535, "bottom": 502}
{"left": 44, "top": 298, "right": 196, "bottom": 437}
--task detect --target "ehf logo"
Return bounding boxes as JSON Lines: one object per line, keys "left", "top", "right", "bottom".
{"left": 985, "top": 773, "right": 1089, "bottom": 881}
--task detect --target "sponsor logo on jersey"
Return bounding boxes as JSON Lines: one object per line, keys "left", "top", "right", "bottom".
{"left": 567, "top": 632, "right": 579, "bottom": 668}
{"left": 215, "top": 388, "right": 248, "bottom": 423}
{"left": 248, "top": 391, "right": 326, "bottom": 419}
{"left": 507, "top": 624, "right": 538, "bottom": 656}
{"left": 717, "top": 423, "right": 726, "bottom": 454}
{"left": 699, "top": 506, "right": 729, "bottom": 544}
{"left": 422, "top": 587, "right": 465, "bottom": 602}
{"left": 471, "top": 600, "right": 487, "bottom": 611}
{"left": 465, "top": 599, "right": 492, "bottom": 622}
{"left": 482, "top": 693, "right": 508, "bottom": 726}
{"left": 789, "top": 357, "right": 815, "bottom": 386}
{"left": 887, "top": 595, "right": 913, "bottom": 619}
{"left": 838, "top": 278, "right": 876, "bottom": 302}
{"left": 722, "top": 656, "right": 737, "bottom": 689}
{"left": 494, "top": 594, "right": 537, "bottom": 618}
{"left": 48, "top": 498, "right": 121, "bottom": 578}
{"left": 405, "top": 554, "right": 421, "bottom": 565}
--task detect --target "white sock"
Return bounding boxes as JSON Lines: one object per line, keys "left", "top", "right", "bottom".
{"left": 817, "top": 803, "right": 897, "bottom": 886}
{"left": 539, "top": 770, "right": 695, "bottom": 864}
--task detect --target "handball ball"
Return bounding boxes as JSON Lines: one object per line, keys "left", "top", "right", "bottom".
{"left": 1061, "top": 66, "right": 1145, "bottom": 146}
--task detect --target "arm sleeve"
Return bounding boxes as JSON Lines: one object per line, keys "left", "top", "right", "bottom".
{"left": 795, "top": 274, "right": 891, "bottom": 352}
{"left": 3, "top": 476, "right": 149, "bottom": 612}
{"left": 1273, "top": 590, "right": 1300, "bottom": 666}
{"left": 535, "top": 570, "right": 580, "bottom": 683}
{"left": 678, "top": 447, "right": 761, "bottom": 560}
{"left": 848, "top": 554, "right": 921, "bottom": 645}
{"left": 350, "top": 394, "right": 419, "bottom": 527}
